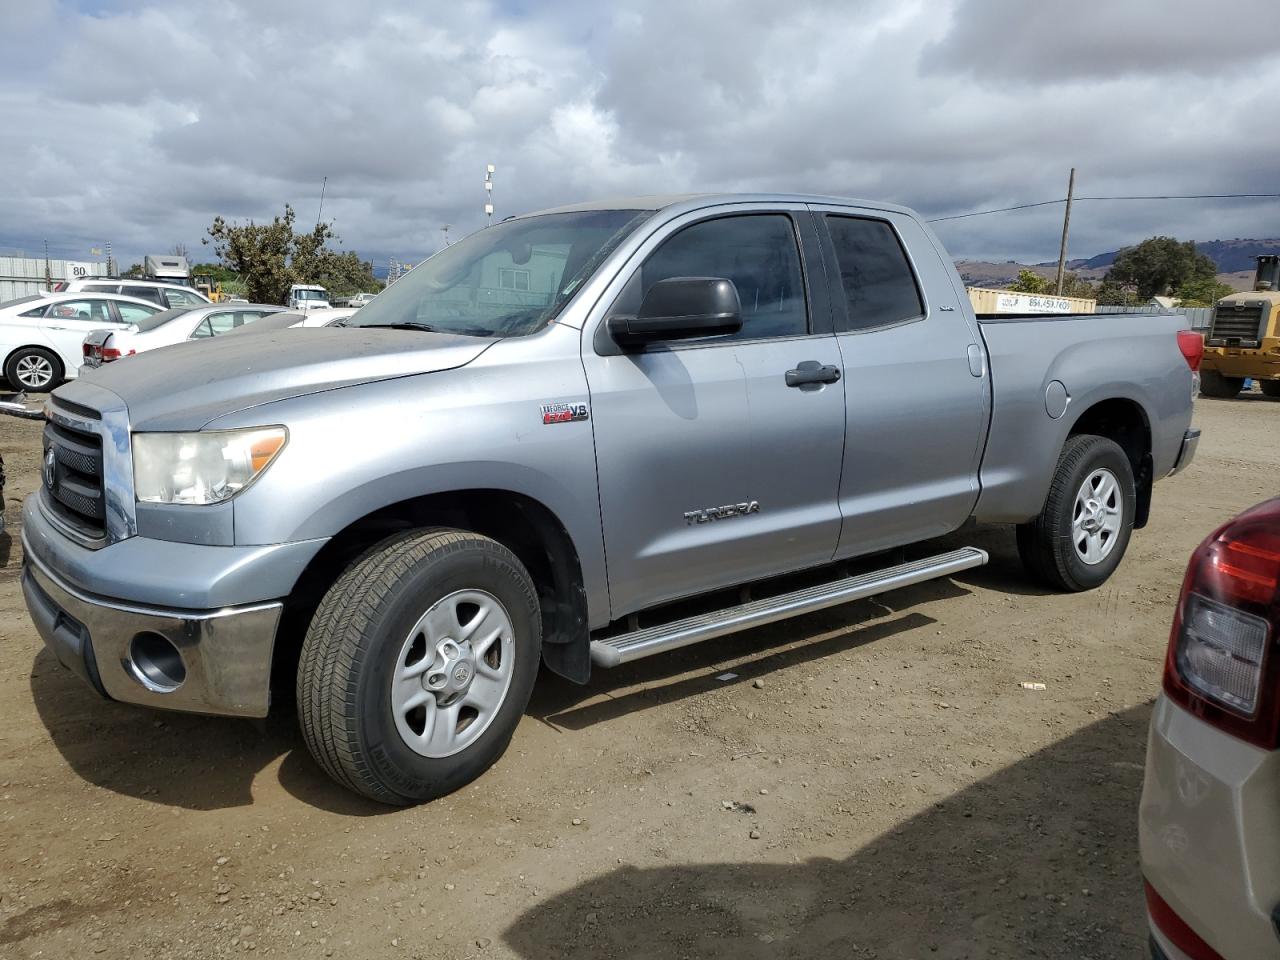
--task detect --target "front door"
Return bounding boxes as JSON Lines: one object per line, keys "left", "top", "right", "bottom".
{"left": 583, "top": 208, "right": 847, "bottom": 617}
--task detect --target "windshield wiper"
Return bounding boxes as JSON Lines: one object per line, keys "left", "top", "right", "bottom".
{"left": 364, "top": 321, "right": 497, "bottom": 337}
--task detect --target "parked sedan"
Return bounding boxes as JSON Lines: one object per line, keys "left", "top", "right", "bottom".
{"left": 1140, "top": 496, "right": 1280, "bottom": 960}
{"left": 81, "top": 303, "right": 285, "bottom": 368}
{"left": 0, "top": 292, "right": 162, "bottom": 390}
{"left": 218, "top": 307, "right": 356, "bottom": 335}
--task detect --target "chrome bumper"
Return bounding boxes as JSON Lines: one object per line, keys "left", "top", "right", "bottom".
{"left": 22, "top": 548, "right": 282, "bottom": 718}
{"left": 1168, "top": 428, "right": 1200, "bottom": 476}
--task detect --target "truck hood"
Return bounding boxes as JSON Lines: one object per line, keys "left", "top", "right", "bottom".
{"left": 69, "top": 327, "right": 497, "bottom": 430}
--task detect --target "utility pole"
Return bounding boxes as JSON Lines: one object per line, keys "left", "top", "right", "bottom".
{"left": 315, "top": 176, "right": 328, "bottom": 231}
{"left": 1054, "top": 167, "right": 1076, "bottom": 296}
{"left": 484, "top": 164, "right": 494, "bottom": 226}
{"left": 441, "top": 224, "right": 451, "bottom": 246}
{"left": 43, "top": 239, "right": 51, "bottom": 291}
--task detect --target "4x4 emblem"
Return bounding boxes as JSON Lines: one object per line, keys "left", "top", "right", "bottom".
{"left": 43, "top": 447, "right": 57, "bottom": 491}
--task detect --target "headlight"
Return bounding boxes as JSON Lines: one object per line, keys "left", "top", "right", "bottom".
{"left": 133, "top": 427, "right": 287, "bottom": 505}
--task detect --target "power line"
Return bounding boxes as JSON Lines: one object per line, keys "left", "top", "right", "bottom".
{"left": 928, "top": 192, "right": 1280, "bottom": 223}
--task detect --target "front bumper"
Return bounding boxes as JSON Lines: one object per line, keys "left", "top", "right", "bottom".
{"left": 1139, "top": 694, "right": 1280, "bottom": 959}
{"left": 20, "top": 495, "right": 329, "bottom": 718}
{"left": 23, "top": 546, "right": 282, "bottom": 717}
{"left": 1168, "top": 428, "right": 1200, "bottom": 477}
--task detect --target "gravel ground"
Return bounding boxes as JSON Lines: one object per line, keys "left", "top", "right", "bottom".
{"left": 0, "top": 393, "right": 1276, "bottom": 959}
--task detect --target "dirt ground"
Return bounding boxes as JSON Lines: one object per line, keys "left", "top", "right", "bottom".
{"left": 1, "top": 394, "right": 1276, "bottom": 960}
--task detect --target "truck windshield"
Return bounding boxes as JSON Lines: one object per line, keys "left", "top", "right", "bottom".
{"left": 295, "top": 289, "right": 327, "bottom": 300}
{"left": 349, "top": 209, "right": 650, "bottom": 337}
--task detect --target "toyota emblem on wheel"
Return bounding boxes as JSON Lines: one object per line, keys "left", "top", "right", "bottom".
{"left": 43, "top": 447, "right": 57, "bottom": 491}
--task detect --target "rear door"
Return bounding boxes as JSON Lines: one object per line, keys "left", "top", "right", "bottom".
{"left": 813, "top": 206, "right": 989, "bottom": 558}
{"left": 583, "top": 205, "right": 847, "bottom": 616}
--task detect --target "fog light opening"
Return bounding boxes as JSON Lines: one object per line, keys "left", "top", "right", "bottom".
{"left": 128, "top": 632, "right": 186, "bottom": 692}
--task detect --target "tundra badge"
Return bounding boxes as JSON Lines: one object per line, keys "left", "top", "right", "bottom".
{"left": 684, "top": 501, "right": 760, "bottom": 525}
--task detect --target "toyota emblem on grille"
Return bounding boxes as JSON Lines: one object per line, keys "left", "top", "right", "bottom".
{"left": 43, "top": 447, "right": 56, "bottom": 491}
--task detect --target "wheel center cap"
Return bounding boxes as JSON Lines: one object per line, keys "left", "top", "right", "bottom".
{"left": 422, "top": 639, "right": 475, "bottom": 699}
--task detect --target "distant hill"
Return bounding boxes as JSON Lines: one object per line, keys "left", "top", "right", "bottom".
{"left": 956, "top": 238, "right": 1280, "bottom": 293}
{"left": 1062, "top": 238, "right": 1280, "bottom": 273}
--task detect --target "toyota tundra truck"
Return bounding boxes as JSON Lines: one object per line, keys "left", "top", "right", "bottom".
{"left": 23, "top": 194, "right": 1201, "bottom": 805}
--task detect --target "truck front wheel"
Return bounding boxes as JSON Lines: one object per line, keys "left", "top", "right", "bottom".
{"left": 297, "top": 528, "right": 541, "bottom": 805}
{"left": 1016, "top": 434, "right": 1135, "bottom": 592}
{"left": 1199, "top": 369, "right": 1244, "bottom": 399}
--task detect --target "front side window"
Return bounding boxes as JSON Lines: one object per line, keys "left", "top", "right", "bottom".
{"left": 824, "top": 216, "right": 924, "bottom": 332}
{"left": 621, "top": 214, "right": 809, "bottom": 342}
{"left": 165, "top": 289, "right": 203, "bottom": 307}
{"left": 350, "top": 208, "right": 651, "bottom": 338}
{"left": 45, "top": 299, "right": 113, "bottom": 323}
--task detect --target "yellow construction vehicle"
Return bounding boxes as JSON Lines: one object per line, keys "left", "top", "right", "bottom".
{"left": 193, "top": 274, "right": 228, "bottom": 303}
{"left": 1199, "top": 255, "right": 1280, "bottom": 398}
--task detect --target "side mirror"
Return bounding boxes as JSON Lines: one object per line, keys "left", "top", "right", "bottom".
{"left": 606, "top": 277, "right": 742, "bottom": 348}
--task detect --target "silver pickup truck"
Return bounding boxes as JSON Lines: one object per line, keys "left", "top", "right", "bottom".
{"left": 22, "top": 194, "right": 1200, "bottom": 804}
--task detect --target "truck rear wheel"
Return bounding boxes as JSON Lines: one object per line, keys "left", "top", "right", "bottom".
{"left": 1199, "top": 369, "right": 1244, "bottom": 399}
{"left": 1016, "top": 434, "right": 1135, "bottom": 592}
{"left": 297, "top": 528, "right": 541, "bottom": 805}
{"left": 1260, "top": 379, "right": 1280, "bottom": 398}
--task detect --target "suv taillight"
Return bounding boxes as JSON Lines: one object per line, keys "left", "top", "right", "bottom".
{"left": 1164, "top": 497, "right": 1280, "bottom": 748}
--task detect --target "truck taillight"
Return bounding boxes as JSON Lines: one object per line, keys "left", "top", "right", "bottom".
{"left": 1163, "top": 498, "right": 1280, "bottom": 749}
{"left": 1176, "top": 329, "right": 1204, "bottom": 372}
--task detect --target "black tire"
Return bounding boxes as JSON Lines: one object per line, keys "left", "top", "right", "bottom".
{"left": 1016, "top": 434, "right": 1136, "bottom": 592}
{"left": 1259, "top": 379, "right": 1280, "bottom": 399}
{"left": 4, "top": 347, "right": 63, "bottom": 392}
{"left": 297, "top": 528, "right": 541, "bottom": 805}
{"left": 1198, "top": 369, "right": 1243, "bottom": 399}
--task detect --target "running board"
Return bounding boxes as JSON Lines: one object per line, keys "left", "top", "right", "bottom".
{"left": 589, "top": 546, "right": 988, "bottom": 668}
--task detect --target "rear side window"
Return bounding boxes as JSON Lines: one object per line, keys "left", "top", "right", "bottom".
{"left": 628, "top": 214, "right": 808, "bottom": 341}
{"left": 83, "top": 283, "right": 119, "bottom": 293}
{"left": 123, "top": 285, "right": 164, "bottom": 306}
{"left": 824, "top": 216, "right": 924, "bottom": 332}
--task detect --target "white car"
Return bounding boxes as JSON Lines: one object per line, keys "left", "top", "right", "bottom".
{"left": 1140, "top": 495, "right": 1280, "bottom": 960}
{"left": 339, "top": 292, "right": 378, "bottom": 308}
{"left": 52, "top": 278, "right": 211, "bottom": 310}
{"left": 80, "top": 303, "right": 285, "bottom": 368}
{"left": 0, "top": 292, "right": 162, "bottom": 390}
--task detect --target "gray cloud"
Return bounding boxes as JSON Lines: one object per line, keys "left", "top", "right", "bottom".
{"left": 2, "top": 0, "right": 1278, "bottom": 271}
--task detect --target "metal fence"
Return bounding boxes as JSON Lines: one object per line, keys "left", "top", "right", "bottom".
{"left": 1094, "top": 304, "right": 1213, "bottom": 331}
{"left": 0, "top": 257, "right": 109, "bottom": 302}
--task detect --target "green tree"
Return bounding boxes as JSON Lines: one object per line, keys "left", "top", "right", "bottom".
{"left": 204, "top": 204, "right": 378, "bottom": 303}
{"left": 1008, "top": 268, "right": 1050, "bottom": 294}
{"left": 1173, "top": 276, "right": 1232, "bottom": 307}
{"left": 1095, "top": 278, "right": 1139, "bottom": 306}
{"left": 1104, "top": 237, "right": 1218, "bottom": 301}
{"left": 121, "top": 262, "right": 143, "bottom": 278}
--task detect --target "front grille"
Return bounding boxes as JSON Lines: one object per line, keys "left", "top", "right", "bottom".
{"left": 42, "top": 416, "right": 106, "bottom": 541}
{"left": 1208, "top": 302, "right": 1266, "bottom": 345}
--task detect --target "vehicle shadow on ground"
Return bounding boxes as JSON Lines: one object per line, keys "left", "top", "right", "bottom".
{"left": 506, "top": 702, "right": 1154, "bottom": 959}
{"left": 28, "top": 648, "right": 387, "bottom": 815}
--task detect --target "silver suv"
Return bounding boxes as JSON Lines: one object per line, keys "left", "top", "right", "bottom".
{"left": 54, "top": 278, "right": 210, "bottom": 310}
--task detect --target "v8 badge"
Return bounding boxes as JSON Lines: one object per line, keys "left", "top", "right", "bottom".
{"left": 541, "top": 401, "right": 589, "bottom": 425}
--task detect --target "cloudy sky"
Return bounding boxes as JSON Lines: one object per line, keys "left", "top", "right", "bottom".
{"left": 3, "top": 0, "right": 1279, "bottom": 271}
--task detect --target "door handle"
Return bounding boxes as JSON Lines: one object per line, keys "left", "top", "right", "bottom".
{"left": 785, "top": 363, "right": 842, "bottom": 387}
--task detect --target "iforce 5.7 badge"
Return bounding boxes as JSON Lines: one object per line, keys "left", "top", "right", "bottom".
{"left": 540, "top": 401, "right": 589, "bottom": 425}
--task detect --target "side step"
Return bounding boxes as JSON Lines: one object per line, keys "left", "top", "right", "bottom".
{"left": 589, "top": 546, "right": 988, "bottom": 668}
